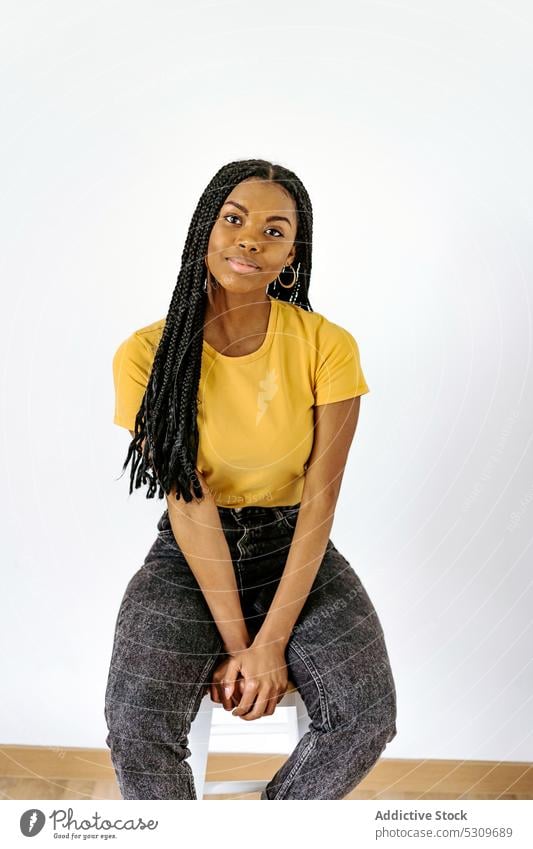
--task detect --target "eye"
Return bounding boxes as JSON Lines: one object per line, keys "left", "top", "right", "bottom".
{"left": 222, "top": 215, "right": 284, "bottom": 238}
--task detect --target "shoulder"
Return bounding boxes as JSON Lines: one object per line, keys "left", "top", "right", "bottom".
{"left": 130, "top": 317, "right": 166, "bottom": 351}
{"left": 112, "top": 318, "right": 166, "bottom": 375}
{"left": 276, "top": 299, "right": 359, "bottom": 351}
{"left": 114, "top": 318, "right": 165, "bottom": 355}
{"left": 317, "top": 313, "right": 360, "bottom": 357}
{"left": 275, "top": 298, "right": 324, "bottom": 336}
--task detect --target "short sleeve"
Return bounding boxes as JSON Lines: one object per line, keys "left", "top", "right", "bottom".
{"left": 112, "top": 332, "right": 154, "bottom": 430}
{"left": 314, "top": 321, "right": 370, "bottom": 406}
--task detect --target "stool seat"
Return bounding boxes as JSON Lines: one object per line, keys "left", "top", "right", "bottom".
{"left": 189, "top": 679, "right": 309, "bottom": 799}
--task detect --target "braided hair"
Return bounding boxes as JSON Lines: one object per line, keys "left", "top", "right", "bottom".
{"left": 119, "top": 158, "right": 314, "bottom": 503}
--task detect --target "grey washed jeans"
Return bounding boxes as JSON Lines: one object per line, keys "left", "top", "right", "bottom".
{"left": 104, "top": 504, "right": 397, "bottom": 800}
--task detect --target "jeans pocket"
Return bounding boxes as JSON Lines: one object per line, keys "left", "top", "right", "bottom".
{"left": 277, "top": 509, "right": 298, "bottom": 532}
{"left": 155, "top": 526, "right": 180, "bottom": 548}
{"left": 158, "top": 529, "right": 175, "bottom": 541}
{"left": 143, "top": 529, "right": 180, "bottom": 566}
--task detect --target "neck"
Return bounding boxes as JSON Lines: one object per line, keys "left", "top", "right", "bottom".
{"left": 204, "top": 287, "right": 271, "bottom": 334}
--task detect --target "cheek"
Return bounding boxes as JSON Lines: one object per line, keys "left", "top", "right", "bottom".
{"left": 207, "top": 226, "right": 227, "bottom": 261}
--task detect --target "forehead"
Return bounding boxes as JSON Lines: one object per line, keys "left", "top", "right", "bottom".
{"left": 223, "top": 179, "right": 297, "bottom": 219}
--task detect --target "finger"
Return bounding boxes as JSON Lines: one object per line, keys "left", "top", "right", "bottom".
{"left": 263, "top": 693, "right": 278, "bottom": 716}
{"left": 276, "top": 685, "right": 288, "bottom": 705}
{"left": 210, "top": 682, "right": 221, "bottom": 703}
{"left": 222, "top": 659, "right": 240, "bottom": 704}
{"left": 232, "top": 677, "right": 259, "bottom": 717}
{"left": 239, "top": 687, "right": 271, "bottom": 721}
{"left": 231, "top": 677, "right": 245, "bottom": 707}
{"left": 219, "top": 671, "right": 237, "bottom": 710}
{"left": 217, "top": 680, "right": 233, "bottom": 710}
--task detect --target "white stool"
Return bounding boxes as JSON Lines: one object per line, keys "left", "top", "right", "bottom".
{"left": 188, "top": 681, "right": 310, "bottom": 799}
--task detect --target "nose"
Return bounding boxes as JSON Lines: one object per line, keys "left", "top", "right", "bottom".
{"left": 238, "top": 239, "right": 259, "bottom": 253}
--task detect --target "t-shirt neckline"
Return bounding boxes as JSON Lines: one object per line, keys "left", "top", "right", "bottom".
{"left": 202, "top": 295, "right": 279, "bottom": 363}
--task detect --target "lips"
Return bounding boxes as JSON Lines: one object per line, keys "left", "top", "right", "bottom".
{"left": 226, "top": 256, "right": 260, "bottom": 272}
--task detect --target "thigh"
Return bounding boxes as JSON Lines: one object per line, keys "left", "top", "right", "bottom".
{"left": 284, "top": 543, "right": 397, "bottom": 735}
{"left": 104, "top": 532, "right": 224, "bottom": 738}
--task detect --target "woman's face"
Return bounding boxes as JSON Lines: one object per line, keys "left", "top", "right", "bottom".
{"left": 206, "top": 178, "right": 298, "bottom": 294}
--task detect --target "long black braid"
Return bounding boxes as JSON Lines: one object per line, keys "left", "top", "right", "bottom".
{"left": 118, "top": 158, "right": 314, "bottom": 503}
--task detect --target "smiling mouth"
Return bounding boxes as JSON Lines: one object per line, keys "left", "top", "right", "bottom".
{"left": 226, "top": 257, "right": 261, "bottom": 272}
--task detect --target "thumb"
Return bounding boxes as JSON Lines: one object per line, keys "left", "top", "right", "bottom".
{"left": 222, "top": 658, "right": 240, "bottom": 699}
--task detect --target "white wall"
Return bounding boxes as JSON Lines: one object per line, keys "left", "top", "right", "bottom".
{"left": 1, "top": 0, "right": 532, "bottom": 762}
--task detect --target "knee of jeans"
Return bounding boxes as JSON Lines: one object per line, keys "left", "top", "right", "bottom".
{"left": 332, "top": 663, "right": 397, "bottom": 736}
{"left": 104, "top": 697, "right": 194, "bottom": 754}
{"left": 386, "top": 721, "right": 398, "bottom": 744}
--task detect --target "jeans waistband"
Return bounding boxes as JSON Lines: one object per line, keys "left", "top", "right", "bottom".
{"left": 218, "top": 503, "right": 300, "bottom": 523}
{"left": 157, "top": 503, "right": 300, "bottom": 533}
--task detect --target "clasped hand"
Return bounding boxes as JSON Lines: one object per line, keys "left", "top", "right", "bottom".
{"left": 210, "top": 643, "right": 288, "bottom": 721}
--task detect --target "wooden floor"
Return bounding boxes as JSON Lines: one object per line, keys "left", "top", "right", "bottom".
{"left": 0, "top": 746, "right": 531, "bottom": 800}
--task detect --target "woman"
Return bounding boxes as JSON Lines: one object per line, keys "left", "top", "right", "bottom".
{"left": 105, "top": 158, "right": 397, "bottom": 800}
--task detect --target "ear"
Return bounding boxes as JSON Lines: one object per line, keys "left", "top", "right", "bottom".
{"left": 286, "top": 244, "right": 297, "bottom": 266}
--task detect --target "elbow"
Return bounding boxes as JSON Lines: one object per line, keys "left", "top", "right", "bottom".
{"left": 195, "top": 468, "right": 213, "bottom": 499}
{"left": 301, "top": 484, "right": 339, "bottom": 515}
{"left": 166, "top": 468, "right": 214, "bottom": 512}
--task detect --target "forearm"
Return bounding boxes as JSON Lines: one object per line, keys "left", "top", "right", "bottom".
{"left": 253, "top": 496, "right": 336, "bottom": 649}
{"left": 166, "top": 482, "right": 251, "bottom": 653}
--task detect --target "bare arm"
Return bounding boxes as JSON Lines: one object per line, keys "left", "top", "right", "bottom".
{"left": 129, "top": 430, "right": 251, "bottom": 653}
{"left": 251, "top": 396, "right": 361, "bottom": 650}
{"left": 228, "top": 396, "right": 362, "bottom": 720}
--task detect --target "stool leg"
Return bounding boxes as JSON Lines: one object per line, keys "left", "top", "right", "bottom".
{"left": 188, "top": 692, "right": 213, "bottom": 801}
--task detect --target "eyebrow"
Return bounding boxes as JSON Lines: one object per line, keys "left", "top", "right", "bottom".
{"left": 222, "top": 200, "right": 293, "bottom": 227}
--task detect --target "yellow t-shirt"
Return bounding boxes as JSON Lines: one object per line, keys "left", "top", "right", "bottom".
{"left": 112, "top": 296, "right": 369, "bottom": 507}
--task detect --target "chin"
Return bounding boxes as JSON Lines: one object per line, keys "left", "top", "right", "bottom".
{"left": 220, "top": 274, "right": 259, "bottom": 291}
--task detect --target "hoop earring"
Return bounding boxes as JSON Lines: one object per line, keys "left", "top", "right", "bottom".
{"left": 276, "top": 263, "right": 299, "bottom": 289}
{"left": 203, "top": 266, "right": 218, "bottom": 292}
